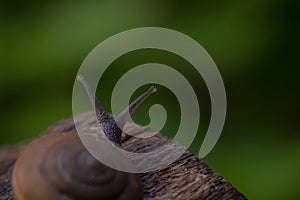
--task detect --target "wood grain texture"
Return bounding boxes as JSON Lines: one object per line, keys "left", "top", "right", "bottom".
{"left": 0, "top": 143, "right": 27, "bottom": 200}
{"left": 0, "top": 112, "right": 247, "bottom": 199}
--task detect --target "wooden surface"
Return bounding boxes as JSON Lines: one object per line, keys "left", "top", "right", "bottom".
{"left": 0, "top": 143, "right": 27, "bottom": 200}
{"left": 0, "top": 112, "right": 247, "bottom": 199}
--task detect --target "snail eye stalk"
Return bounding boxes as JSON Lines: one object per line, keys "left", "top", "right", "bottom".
{"left": 77, "top": 74, "right": 156, "bottom": 144}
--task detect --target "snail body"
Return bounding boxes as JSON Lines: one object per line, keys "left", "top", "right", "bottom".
{"left": 12, "top": 75, "right": 157, "bottom": 200}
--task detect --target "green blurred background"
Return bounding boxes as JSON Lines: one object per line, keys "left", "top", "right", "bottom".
{"left": 0, "top": 0, "right": 299, "bottom": 199}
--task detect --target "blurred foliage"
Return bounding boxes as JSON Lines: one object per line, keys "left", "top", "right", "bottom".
{"left": 0, "top": 0, "right": 299, "bottom": 199}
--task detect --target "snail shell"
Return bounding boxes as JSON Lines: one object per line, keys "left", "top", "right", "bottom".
{"left": 12, "top": 131, "right": 143, "bottom": 200}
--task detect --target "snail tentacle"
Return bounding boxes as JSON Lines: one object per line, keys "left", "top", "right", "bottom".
{"left": 77, "top": 74, "right": 156, "bottom": 144}
{"left": 115, "top": 86, "right": 156, "bottom": 130}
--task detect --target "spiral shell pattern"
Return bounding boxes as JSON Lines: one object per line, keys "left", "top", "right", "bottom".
{"left": 12, "top": 132, "right": 143, "bottom": 200}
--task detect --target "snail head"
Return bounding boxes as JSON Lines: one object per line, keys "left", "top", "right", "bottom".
{"left": 77, "top": 74, "right": 156, "bottom": 144}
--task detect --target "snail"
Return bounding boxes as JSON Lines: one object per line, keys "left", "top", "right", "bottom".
{"left": 1, "top": 75, "right": 248, "bottom": 200}
{"left": 12, "top": 75, "right": 157, "bottom": 200}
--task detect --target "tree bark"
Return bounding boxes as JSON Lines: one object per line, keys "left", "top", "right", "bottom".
{"left": 0, "top": 112, "right": 247, "bottom": 199}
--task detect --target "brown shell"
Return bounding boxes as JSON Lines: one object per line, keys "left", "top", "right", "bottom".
{"left": 12, "top": 131, "right": 143, "bottom": 200}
